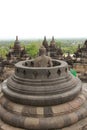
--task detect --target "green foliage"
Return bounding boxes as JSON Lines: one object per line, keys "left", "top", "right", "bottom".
{"left": 26, "top": 43, "right": 39, "bottom": 57}
{"left": 56, "top": 41, "right": 78, "bottom": 54}
{"left": 62, "top": 46, "right": 77, "bottom": 54}
{"left": 0, "top": 38, "right": 84, "bottom": 58}
{"left": 0, "top": 45, "right": 9, "bottom": 58}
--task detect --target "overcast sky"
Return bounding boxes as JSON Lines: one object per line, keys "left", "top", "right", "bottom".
{"left": 0, "top": 0, "right": 87, "bottom": 39}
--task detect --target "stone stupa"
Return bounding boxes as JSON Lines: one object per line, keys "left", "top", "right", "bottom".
{"left": 0, "top": 47, "right": 87, "bottom": 130}
{"left": 42, "top": 36, "right": 63, "bottom": 59}
{"left": 74, "top": 40, "right": 87, "bottom": 82}
{"left": 6, "top": 36, "right": 28, "bottom": 62}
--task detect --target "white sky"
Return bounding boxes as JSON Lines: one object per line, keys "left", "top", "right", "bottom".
{"left": 0, "top": 0, "right": 87, "bottom": 39}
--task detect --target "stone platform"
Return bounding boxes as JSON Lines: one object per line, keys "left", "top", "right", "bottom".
{"left": 0, "top": 60, "right": 87, "bottom": 130}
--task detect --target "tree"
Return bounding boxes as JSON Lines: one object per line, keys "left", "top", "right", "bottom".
{"left": 26, "top": 43, "right": 39, "bottom": 57}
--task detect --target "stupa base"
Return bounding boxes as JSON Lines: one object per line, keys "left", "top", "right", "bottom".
{"left": 0, "top": 86, "right": 87, "bottom": 130}
{"left": 0, "top": 117, "right": 87, "bottom": 130}
{"left": 0, "top": 60, "right": 87, "bottom": 130}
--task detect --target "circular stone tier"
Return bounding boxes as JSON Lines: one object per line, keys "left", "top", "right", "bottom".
{"left": 2, "top": 60, "right": 81, "bottom": 106}
{"left": 0, "top": 59, "right": 87, "bottom": 130}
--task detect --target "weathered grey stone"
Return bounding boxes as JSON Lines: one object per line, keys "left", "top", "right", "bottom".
{"left": 74, "top": 40, "right": 87, "bottom": 82}
{"left": 0, "top": 58, "right": 87, "bottom": 130}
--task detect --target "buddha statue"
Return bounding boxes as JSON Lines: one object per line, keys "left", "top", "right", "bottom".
{"left": 42, "top": 36, "right": 48, "bottom": 50}
{"left": 34, "top": 46, "right": 53, "bottom": 67}
{"left": 50, "top": 36, "right": 56, "bottom": 48}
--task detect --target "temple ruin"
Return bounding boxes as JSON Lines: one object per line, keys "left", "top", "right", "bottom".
{"left": 0, "top": 51, "right": 87, "bottom": 130}
{"left": 73, "top": 40, "right": 87, "bottom": 82}
{"left": 42, "top": 36, "right": 63, "bottom": 59}
{"left": 6, "top": 36, "right": 28, "bottom": 64}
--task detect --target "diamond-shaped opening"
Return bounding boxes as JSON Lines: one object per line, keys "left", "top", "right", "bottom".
{"left": 57, "top": 69, "right": 61, "bottom": 75}
{"left": 31, "top": 61, "right": 34, "bottom": 67}
{"left": 25, "top": 62, "right": 28, "bottom": 66}
{"left": 47, "top": 70, "right": 51, "bottom": 78}
{"left": 65, "top": 68, "right": 67, "bottom": 72}
{"left": 16, "top": 68, "right": 19, "bottom": 73}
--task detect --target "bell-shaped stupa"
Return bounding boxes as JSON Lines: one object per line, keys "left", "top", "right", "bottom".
{"left": 0, "top": 47, "right": 87, "bottom": 130}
